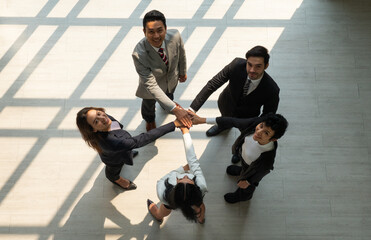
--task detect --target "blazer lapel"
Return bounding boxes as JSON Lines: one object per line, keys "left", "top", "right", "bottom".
{"left": 254, "top": 71, "right": 267, "bottom": 91}
{"left": 164, "top": 33, "right": 173, "bottom": 70}
{"left": 144, "top": 40, "right": 167, "bottom": 72}
{"left": 239, "top": 64, "right": 248, "bottom": 95}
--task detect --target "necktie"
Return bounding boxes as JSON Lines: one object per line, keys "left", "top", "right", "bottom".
{"left": 243, "top": 79, "right": 252, "bottom": 96}
{"left": 158, "top": 48, "right": 168, "bottom": 66}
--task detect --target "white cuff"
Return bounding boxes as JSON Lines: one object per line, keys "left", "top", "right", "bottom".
{"left": 188, "top": 107, "right": 196, "bottom": 113}
{"left": 170, "top": 105, "right": 177, "bottom": 111}
{"left": 206, "top": 118, "right": 217, "bottom": 124}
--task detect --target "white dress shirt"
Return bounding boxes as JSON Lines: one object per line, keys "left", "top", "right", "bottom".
{"left": 241, "top": 134, "right": 274, "bottom": 165}
{"left": 151, "top": 42, "right": 167, "bottom": 57}
{"left": 245, "top": 73, "right": 264, "bottom": 95}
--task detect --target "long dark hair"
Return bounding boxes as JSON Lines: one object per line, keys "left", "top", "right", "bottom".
{"left": 163, "top": 177, "right": 203, "bottom": 222}
{"left": 76, "top": 107, "right": 105, "bottom": 153}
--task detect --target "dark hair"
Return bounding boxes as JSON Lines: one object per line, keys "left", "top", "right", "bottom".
{"left": 245, "top": 45, "right": 270, "bottom": 65}
{"left": 76, "top": 107, "right": 105, "bottom": 153}
{"left": 163, "top": 178, "right": 203, "bottom": 222}
{"left": 260, "top": 113, "right": 288, "bottom": 140}
{"left": 143, "top": 10, "right": 167, "bottom": 30}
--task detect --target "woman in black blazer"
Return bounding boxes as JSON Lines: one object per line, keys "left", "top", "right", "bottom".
{"left": 76, "top": 107, "right": 181, "bottom": 190}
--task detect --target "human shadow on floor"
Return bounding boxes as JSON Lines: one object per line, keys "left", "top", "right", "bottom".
{"left": 55, "top": 169, "right": 164, "bottom": 240}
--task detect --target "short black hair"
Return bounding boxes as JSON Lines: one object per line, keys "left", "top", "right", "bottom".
{"left": 143, "top": 10, "right": 166, "bottom": 29}
{"left": 245, "top": 45, "right": 270, "bottom": 65}
{"left": 260, "top": 113, "right": 288, "bottom": 140}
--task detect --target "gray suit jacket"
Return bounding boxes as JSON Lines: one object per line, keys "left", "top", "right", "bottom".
{"left": 132, "top": 29, "right": 187, "bottom": 112}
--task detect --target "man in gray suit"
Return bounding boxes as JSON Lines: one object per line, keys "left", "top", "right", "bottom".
{"left": 132, "top": 10, "right": 191, "bottom": 131}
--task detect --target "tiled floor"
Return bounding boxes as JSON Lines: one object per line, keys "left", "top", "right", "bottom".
{"left": 1, "top": 0, "right": 371, "bottom": 239}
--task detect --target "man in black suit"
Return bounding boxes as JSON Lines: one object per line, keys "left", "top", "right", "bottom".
{"left": 189, "top": 46, "right": 280, "bottom": 137}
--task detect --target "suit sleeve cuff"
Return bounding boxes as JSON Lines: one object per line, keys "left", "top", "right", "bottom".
{"left": 206, "top": 118, "right": 216, "bottom": 124}
{"left": 170, "top": 105, "right": 177, "bottom": 112}
{"left": 188, "top": 107, "right": 196, "bottom": 113}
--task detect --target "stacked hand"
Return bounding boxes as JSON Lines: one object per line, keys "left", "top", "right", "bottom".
{"left": 172, "top": 103, "right": 192, "bottom": 128}
{"left": 187, "top": 110, "right": 206, "bottom": 125}
{"left": 173, "top": 104, "right": 206, "bottom": 129}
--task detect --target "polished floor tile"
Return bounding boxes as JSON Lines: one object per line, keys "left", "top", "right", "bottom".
{"left": 1, "top": 0, "right": 371, "bottom": 239}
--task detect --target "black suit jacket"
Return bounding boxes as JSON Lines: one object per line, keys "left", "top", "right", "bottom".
{"left": 190, "top": 58, "right": 279, "bottom": 118}
{"left": 96, "top": 116, "right": 175, "bottom": 167}
{"left": 216, "top": 116, "right": 278, "bottom": 186}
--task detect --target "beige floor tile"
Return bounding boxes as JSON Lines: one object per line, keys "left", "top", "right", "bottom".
{"left": 1, "top": 0, "right": 371, "bottom": 239}
{"left": 0, "top": 0, "right": 49, "bottom": 17}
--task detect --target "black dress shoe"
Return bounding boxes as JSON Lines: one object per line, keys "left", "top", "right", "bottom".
{"left": 206, "top": 125, "right": 225, "bottom": 137}
{"left": 231, "top": 154, "right": 240, "bottom": 164}
{"left": 226, "top": 165, "right": 242, "bottom": 176}
{"left": 147, "top": 199, "right": 163, "bottom": 223}
{"left": 224, "top": 191, "right": 241, "bottom": 204}
{"left": 132, "top": 150, "right": 138, "bottom": 158}
{"left": 224, "top": 187, "right": 254, "bottom": 204}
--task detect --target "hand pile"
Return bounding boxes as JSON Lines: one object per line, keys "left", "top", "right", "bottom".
{"left": 172, "top": 103, "right": 205, "bottom": 130}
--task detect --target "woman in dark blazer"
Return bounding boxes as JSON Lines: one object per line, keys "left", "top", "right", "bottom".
{"left": 76, "top": 107, "right": 181, "bottom": 190}
{"left": 190, "top": 112, "right": 288, "bottom": 203}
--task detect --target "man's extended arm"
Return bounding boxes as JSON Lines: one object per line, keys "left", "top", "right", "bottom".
{"left": 132, "top": 51, "right": 176, "bottom": 111}
{"left": 189, "top": 59, "right": 235, "bottom": 112}
{"left": 178, "top": 34, "right": 187, "bottom": 82}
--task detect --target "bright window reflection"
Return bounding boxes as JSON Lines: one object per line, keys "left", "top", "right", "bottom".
{"left": 0, "top": 25, "right": 57, "bottom": 98}
{"left": 14, "top": 26, "right": 121, "bottom": 99}
{"left": 77, "top": 0, "right": 142, "bottom": 18}
{"left": 203, "top": 0, "right": 234, "bottom": 19}
{"left": 0, "top": 0, "right": 49, "bottom": 17}
{"left": 143, "top": 0, "right": 203, "bottom": 19}
{"left": 0, "top": 106, "right": 60, "bottom": 129}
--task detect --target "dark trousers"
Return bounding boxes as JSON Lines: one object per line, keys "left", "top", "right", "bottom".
{"left": 235, "top": 184, "right": 256, "bottom": 200}
{"left": 238, "top": 152, "right": 257, "bottom": 199}
{"left": 217, "top": 91, "right": 258, "bottom": 131}
{"left": 217, "top": 94, "right": 233, "bottom": 117}
{"left": 141, "top": 92, "right": 174, "bottom": 122}
{"left": 105, "top": 165, "right": 123, "bottom": 183}
{"left": 216, "top": 93, "right": 235, "bottom": 131}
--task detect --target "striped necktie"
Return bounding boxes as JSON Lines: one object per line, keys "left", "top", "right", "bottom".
{"left": 243, "top": 79, "right": 252, "bottom": 96}
{"left": 158, "top": 48, "right": 168, "bottom": 66}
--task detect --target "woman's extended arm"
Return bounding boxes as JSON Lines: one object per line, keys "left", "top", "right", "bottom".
{"left": 105, "top": 119, "right": 184, "bottom": 151}
{"left": 180, "top": 128, "right": 208, "bottom": 193}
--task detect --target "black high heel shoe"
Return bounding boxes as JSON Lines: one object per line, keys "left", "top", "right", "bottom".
{"left": 147, "top": 199, "right": 163, "bottom": 223}
{"left": 132, "top": 150, "right": 138, "bottom": 158}
{"left": 113, "top": 181, "right": 137, "bottom": 191}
